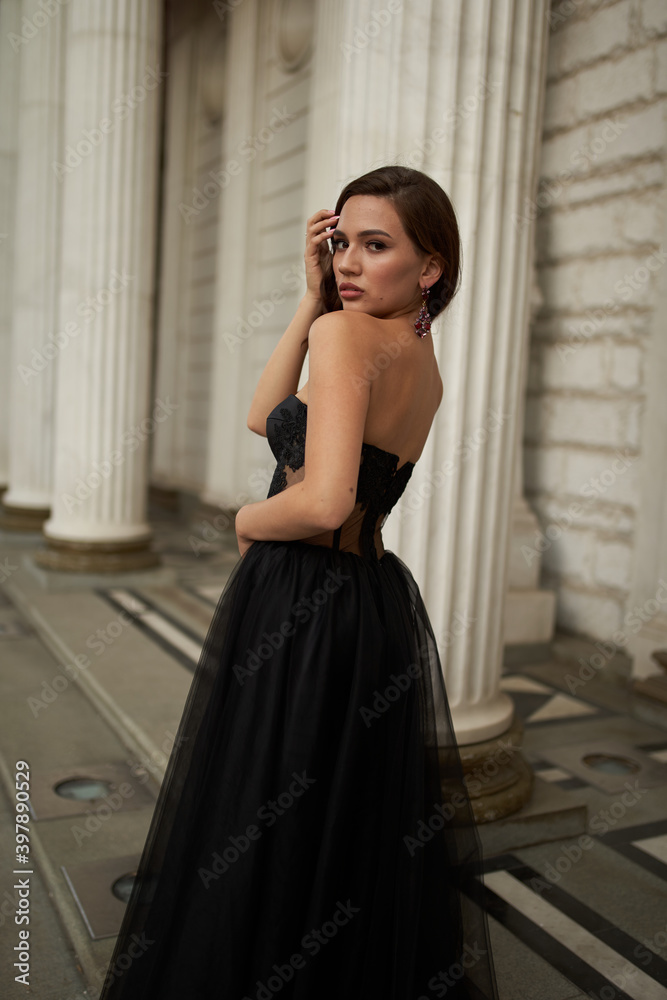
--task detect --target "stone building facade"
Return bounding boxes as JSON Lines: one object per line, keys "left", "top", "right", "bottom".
{"left": 527, "top": 0, "right": 667, "bottom": 682}
{"left": 1, "top": 0, "right": 666, "bottom": 756}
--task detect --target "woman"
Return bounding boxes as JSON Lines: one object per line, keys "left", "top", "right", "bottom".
{"left": 99, "top": 165, "right": 499, "bottom": 999}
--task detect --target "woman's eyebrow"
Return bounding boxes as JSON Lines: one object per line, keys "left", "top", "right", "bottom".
{"left": 331, "top": 228, "right": 394, "bottom": 239}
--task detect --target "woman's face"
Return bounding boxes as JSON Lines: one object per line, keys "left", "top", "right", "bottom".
{"left": 330, "top": 195, "right": 439, "bottom": 320}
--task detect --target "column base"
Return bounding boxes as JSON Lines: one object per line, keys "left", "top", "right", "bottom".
{"left": 149, "top": 483, "right": 181, "bottom": 512}
{"left": 442, "top": 717, "right": 534, "bottom": 824}
{"left": 0, "top": 501, "right": 50, "bottom": 533}
{"left": 34, "top": 535, "right": 160, "bottom": 573}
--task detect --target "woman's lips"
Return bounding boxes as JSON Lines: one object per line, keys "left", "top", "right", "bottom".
{"left": 339, "top": 286, "right": 363, "bottom": 299}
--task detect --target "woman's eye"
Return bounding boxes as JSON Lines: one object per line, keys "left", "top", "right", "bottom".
{"left": 331, "top": 239, "right": 385, "bottom": 251}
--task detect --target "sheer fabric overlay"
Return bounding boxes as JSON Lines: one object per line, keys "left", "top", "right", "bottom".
{"left": 98, "top": 394, "right": 499, "bottom": 1000}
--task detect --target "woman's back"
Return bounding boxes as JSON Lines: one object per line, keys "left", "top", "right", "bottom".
{"left": 296, "top": 312, "right": 444, "bottom": 469}
{"left": 265, "top": 318, "right": 442, "bottom": 560}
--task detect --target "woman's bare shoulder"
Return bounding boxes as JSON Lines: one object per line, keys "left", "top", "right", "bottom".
{"left": 309, "top": 310, "right": 395, "bottom": 353}
{"left": 308, "top": 310, "right": 380, "bottom": 366}
{"left": 310, "top": 309, "right": 378, "bottom": 335}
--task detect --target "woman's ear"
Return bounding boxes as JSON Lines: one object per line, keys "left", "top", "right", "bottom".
{"left": 422, "top": 253, "right": 444, "bottom": 287}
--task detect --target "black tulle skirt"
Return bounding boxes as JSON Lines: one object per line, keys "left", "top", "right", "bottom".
{"left": 98, "top": 539, "right": 499, "bottom": 999}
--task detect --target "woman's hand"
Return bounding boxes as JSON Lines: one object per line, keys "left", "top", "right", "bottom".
{"left": 304, "top": 209, "right": 339, "bottom": 301}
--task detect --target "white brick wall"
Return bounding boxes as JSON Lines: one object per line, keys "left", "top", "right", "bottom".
{"left": 543, "top": 527, "right": 596, "bottom": 582}
{"left": 658, "top": 37, "right": 667, "bottom": 91}
{"left": 547, "top": 2, "right": 632, "bottom": 77}
{"left": 537, "top": 194, "right": 661, "bottom": 257}
{"left": 539, "top": 104, "right": 666, "bottom": 181}
{"left": 538, "top": 252, "right": 662, "bottom": 310}
{"left": 594, "top": 539, "right": 635, "bottom": 588}
{"left": 643, "top": 0, "right": 667, "bottom": 35}
{"left": 576, "top": 49, "right": 653, "bottom": 118}
{"left": 544, "top": 47, "right": 654, "bottom": 129}
{"left": 525, "top": 394, "right": 638, "bottom": 449}
{"left": 528, "top": 337, "right": 645, "bottom": 392}
{"left": 530, "top": 491, "right": 635, "bottom": 533}
{"left": 527, "top": 0, "right": 666, "bottom": 643}
{"left": 557, "top": 586, "right": 625, "bottom": 637}
{"left": 548, "top": 161, "right": 664, "bottom": 208}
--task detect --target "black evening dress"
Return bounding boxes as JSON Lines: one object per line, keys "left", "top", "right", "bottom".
{"left": 98, "top": 392, "right": 499, "bottom": 1000}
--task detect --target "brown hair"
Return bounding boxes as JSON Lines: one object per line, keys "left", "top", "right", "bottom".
{"left": 319, "top": 165, "right": 462, "bottom": 320}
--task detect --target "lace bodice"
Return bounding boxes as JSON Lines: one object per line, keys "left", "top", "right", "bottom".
{"left": 266, "top": 393, "right": 415, "bottom": 561}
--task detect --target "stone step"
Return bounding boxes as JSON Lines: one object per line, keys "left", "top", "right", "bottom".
{"left": 0, "top": 595, "right": 160, "bottom": 994}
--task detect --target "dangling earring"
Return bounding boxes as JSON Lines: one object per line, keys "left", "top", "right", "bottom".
{"left": 414, "top": 285, "right": 431, "bottom": 338}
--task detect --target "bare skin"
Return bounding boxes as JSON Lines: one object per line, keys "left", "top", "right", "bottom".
{"left": 236, "top": 195, "right": 445, "bottom": 557}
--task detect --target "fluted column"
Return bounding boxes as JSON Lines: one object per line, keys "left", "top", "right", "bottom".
{"left": 0, "top": 0, "right": 22, "bottom": 495}
{"left": 203, "top": 0, "right": 259, "bottom": 507}
{"left": 306, "top": 0, "right": 549, "bottom": 819}
{"left": 305, "top": 0, "right": 429, "bottom": 205}
{"left": 0, "top": 0, "right": 64, "bottom": 530}
{"left": 36, "top": 0, "right": 164, "bottom": 572}
{"left": 394, "top": 1, "right": 550, "bottom": 748}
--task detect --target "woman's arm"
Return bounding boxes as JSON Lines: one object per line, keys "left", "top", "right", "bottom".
{"left": 246, "top": 208, "right": 339, "bottom": 435}
{"left": 236, "top": 311, "right": 373, "bottom": 554}
{"left": 246, "top": 293, "right": 322, "bottom": 435}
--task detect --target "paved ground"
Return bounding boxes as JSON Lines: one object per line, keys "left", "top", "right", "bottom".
{"left": 1, "top": 505, "right": 666, "bottom": 999}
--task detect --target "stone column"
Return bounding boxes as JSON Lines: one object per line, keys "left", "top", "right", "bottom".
{"left": 203, "top": 0, "right": 259, "bottom": 507}
{"left": 305, "top": 0, "right": 424, "bottom": 206}
{"left": 0, "top": 0, "right": 22, "bottom": 495}
{"left": 149, "top": 15, "right": 197, "bottom": 494}
{"left": 36, "top": 0, "right": 164, "bottom": 572}
{"left": 307, "top": 0, "right": 550, "bottom": 819}
{"left": 0, "top": 0, "right": 65, "bottom": 530}
{"left": 398, "top": 1, "right": 549, "bottom": 820}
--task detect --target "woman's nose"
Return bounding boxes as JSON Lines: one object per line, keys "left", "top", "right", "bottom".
{"left": 338, "top": 246, "right": 361, "bottom": 272}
